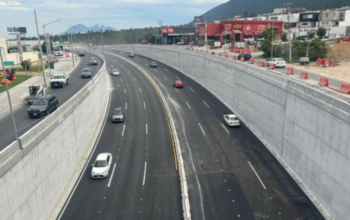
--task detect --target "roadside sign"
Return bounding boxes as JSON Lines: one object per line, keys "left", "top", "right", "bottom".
{"left": 3, "top": 61, "right": 15, "bottom": 66}
{"left": 7, "top": 27, "right": 27, "bottom": 34}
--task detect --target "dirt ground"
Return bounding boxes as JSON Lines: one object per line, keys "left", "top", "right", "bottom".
{"left": 289, "top": 61, "right": 350, "bottom": 84}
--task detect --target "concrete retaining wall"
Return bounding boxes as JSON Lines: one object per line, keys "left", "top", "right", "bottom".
{"left": 111, "top": 45, "right": 350, "bottom": 220}
{"left": 0, "top": 56, "right": 108, "bottom": 220}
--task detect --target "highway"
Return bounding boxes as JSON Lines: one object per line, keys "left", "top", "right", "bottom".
{"left": 108, "top": 50, "right": 325, "bottom": 220}
{"left": 58, "top": 53, "right": 182, "bottom": 219}
{"left": 0, "top": 53, "right": 104, "bottom": 152}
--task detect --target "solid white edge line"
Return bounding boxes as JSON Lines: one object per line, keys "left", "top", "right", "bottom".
{"left": 108, "top": 163, "right": 117, "bottom": 187}
{"left": 122, "top": 124, "right": 126, "bottom": 136}
{"left": 146, "top": 123, "right": 148, "bottom": 135}
{"left": 142, "top": 161, "right": 147, "bottom": 186}
{"left": 185, "top": 102, "right": 191, "bottom": 109}
{"left": 58, "top": 66, "right": 111, "bottom": 220}
{"left": 189, "top": 87, "right": 195, "bottom": 92}
{"left": 198, "top": 123, "right": 206, "bottom": 136}
{"left": 139, "top": 88, "right": 142, "bottom": 93}
{"left": 248, "top": 161, "right": 267, "bottom": 190}
{"left": 125, "top": 102, "right": 127, "bottom": 110}
{"left": 221, "top": 123, "right": 230, "bottom": 135}
{"left": 203, "top": 101, "right": 209, "bottom": 108}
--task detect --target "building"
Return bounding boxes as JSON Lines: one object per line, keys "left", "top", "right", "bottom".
{"left": 156, "top": 27, "right": 195, "bottom": 44}
{"left": 0, "top": 38, "right": 39, "bottom": 67}
{"left": 198, "top": 20, "right": 284, "bottom": 48}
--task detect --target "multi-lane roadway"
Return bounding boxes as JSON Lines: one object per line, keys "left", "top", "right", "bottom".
{"left": 0, "top": 53, "right": 103, "bottom": 151}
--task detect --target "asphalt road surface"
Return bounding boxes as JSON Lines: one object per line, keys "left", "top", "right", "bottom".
{"left": 0, "top": 53, "right": 104, "bottom": 152}
{"left": 110, "top": 50, "right": 325, "bottom": 220}
{"left": 58, "top": 54, "right": 182, "bottom": 219}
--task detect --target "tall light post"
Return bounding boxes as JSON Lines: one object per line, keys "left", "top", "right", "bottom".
{"left": 34, "top": 10, "right": 47, "bottom": 87}
{"left": 284, "top": 2, "right": 293, "bottom": 62}
{"left": 0, "top": 47, "right": 22, "bottom": 150}
{"left": 158, "top": 20, "right": 163, "bottom": 45}
{"left": 43, "top": 19, "right": 60, "bottom": 79}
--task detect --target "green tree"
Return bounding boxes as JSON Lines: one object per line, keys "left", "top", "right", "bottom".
{"left": 243, "top": 11, "right": 249, "bottom": 18}
{"left": 282, "top": 32, "right": 287, "bottom": 42}
{"left": 21, "top": 60, "right": 32, "bottom": 70}
{"left": 307, "top": 31, "right": 315, "bottom": 39}
{"left": 260, "top": 28, "right": 275, "bottom": 57}
{"left": 317, "top": 27, "right": 327, "bottom": 39}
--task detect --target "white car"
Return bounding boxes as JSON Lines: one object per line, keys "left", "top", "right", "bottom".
{"left": 112, "top": 69, "right": 120, "bottom": 76}
{"left": 267, "top": 58, "right": 286, "bottom": 68}
{"left": 91, "top": 153, "right": 113, "bottom": 179}
{"left": 223, "top": 114, "right": 240, "bottom": 127}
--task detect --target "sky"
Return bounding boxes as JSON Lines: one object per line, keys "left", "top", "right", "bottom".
{"left": 0, "top": 0, "right": 228, "bottom": 38}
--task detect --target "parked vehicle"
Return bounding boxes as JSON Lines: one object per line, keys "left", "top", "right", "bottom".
{"left": 223, "top": 114, "right": 240, "bottom": 127}
{"left": 24, "top": 85, "right": 45, "bottom": 104}
{"left": 50, "top": 74, "right": 69, "bottom": 88}
{"left": 91, "top": 153, "right": 113, "bottom": 179}
{"left": 299, "top": 57, "right": 310, "bottom": 65}
{"left": 81, "top": 68, "right": 92, "bottom": 78}
{"left": 27, "top": 94, "right": 59, "bottom": 118}
{"left": 237, "top": 53, "right": 252, "bottom": 61}
{"left": 112, "top": 107, "right": 125, "bottom": 122}
{"left": 266, "top": 58, "right": 286, "bottom": 68}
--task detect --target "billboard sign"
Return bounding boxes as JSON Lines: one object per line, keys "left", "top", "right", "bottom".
{"left": 168, "top": 28, "right": 174, "bottom": 33}
{"left": 161, "top": 28, "right": 168, "bottom": 33}
{"left": 7, "top": 27, "right": 27, "bottom": 34}
{"left": 194, "top": 16, "right": 202, "bottom": 23}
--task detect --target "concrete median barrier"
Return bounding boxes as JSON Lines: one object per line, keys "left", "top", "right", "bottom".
{"left": 108, "top": 44, "right": 350, "bottom": 220}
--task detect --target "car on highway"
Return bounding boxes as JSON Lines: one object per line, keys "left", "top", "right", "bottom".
{"left": 223, "top": 114, "right": 240, "bottom": 127}
{"left": 89, "top": 58, "right": 98, "bottom": 66}
{"left": 91, "top": 153, "right": 113, "bottom": 179}
{"left": 111, "top": 69, "right": 120, "bottom": 76}
{"left": 81, "top": 68, "right": 92, "bottom": 78}
{"left": 174, "top": 80, "right": 184, "bottom": 88}
{"left": 50, "top": 74, "right": 69, "bottom": 88}
{"left": 266, "top": 58, "right": 286, "bottom": 68}
{"left": 27, "top": 94, "right": 59, "bottom": 118}
{"left": 129, "top": 53, "right": 135, "bottom": 58}
{"left": 237, "top": 53, "right": 252, "bottom": 61}
{"left": 112, "top": 107, "right": 125, "bottom": 123}
{"left": 79, "top": 52, "right": 85, "bottom": 57}
{"left": 150, "top": 62, "right": 157, "bottom": 67}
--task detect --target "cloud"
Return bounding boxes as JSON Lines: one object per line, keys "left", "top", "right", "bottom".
{"left": 116, "top": 0, "right": 227, "bottom": 4}
{"left": 0, "top": 1, "right": 28, "bottom": 10}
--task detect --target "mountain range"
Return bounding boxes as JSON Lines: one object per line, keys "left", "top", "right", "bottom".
{"left": 63, "top": 24, "right": 116, "bottom": 34}
{"left": 202, "top": 0, "right": 350, "bottom": 22}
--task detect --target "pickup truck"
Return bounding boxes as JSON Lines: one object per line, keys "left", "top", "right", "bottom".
{"left": 50, "top": 73, "right": 69, "bottom": 88}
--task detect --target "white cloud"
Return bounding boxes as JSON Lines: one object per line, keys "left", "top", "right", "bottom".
{"left": 0, "top": 1, "right": 28, "bottom": 10}
{"left": 111, "top": 0, "right": 227, "bottom": 4}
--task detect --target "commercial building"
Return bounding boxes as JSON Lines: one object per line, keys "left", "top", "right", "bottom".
{"left": 155, "top": 27, "right": 196, "bottom": 44}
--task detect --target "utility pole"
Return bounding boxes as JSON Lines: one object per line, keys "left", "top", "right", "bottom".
{"left": 158, "top": 20, "right": 163, "bottom": 45}
{"left": 34, "top": 10, "right": 47, "bottom": 87}
{"left": 70, "top": 33, "right": 75, "bottom": 66}
{"left": 284, "top": 2, "right": 293, "bottom": 62}
{"left": 271, "top": 21, "right": 274, "bottom": 59}
{"left": 205, "top": 19, "right": 208, "bottom": 52}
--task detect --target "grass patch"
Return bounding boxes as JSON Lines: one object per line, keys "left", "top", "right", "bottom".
{"left": 16, "top": 64, "right": 49, "bottom": 73}
{"left": 0, "top": 75, "right": 33, "bottom": 94}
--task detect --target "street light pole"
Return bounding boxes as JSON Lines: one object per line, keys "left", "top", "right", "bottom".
{"left": 43, "top": 19, "right": 60, "bottom": 79}
{"left": 70, "top": 33, "right": 75, "bottom": 66}
{"left": 34, "top": 10, "right": 47, "bottom": 87}
{"left": 0, "top": 48, "right": 22, "bottom": 150}
{"left": 284, "top": 2, "right": 293, "bottom": 62}
{"left": 158, "top": 20, "right": 163, "bottom": 45}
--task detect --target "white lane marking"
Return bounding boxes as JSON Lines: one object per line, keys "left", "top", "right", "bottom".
{"left": 125, "top": 102, "right": 127, "bottom": 110}
{"left": 185, "top": 102, "right": 191, "bottom": 109}
{"left": 57, "top": 74, "right": 112, "bottom": 220}
{"left": 128, "top": 70, "right": 130, "bottom": 73}
{"left": 176, "top": 76, "right": 180, "bottom": 80}
{"left": 164, "top": 68, "right": 168, "bottom": 72}
{"left": 153, "top": 69, "right": 158, "bottom": 73}
{"left": 163, "top": 77, "right": 168, "bottom": 81}
{"left": 203, "top": 101, "right": 209, "bottom": 108}
{"left": 136, "top": 59, "right": 140, "bottom": 62}
{"left": 121, "top": 78, "right": 123, "bottom": 82}
{"left": 189, "top": 87, "right": 195, "bottom": 92}
{"left": 142, "top": 162, "right": 147, "bottom": 186}
{"left": 122, "top": 125, "right": 126, "bottom": 136}
{"left": 133, "top": 77, "right": 136, "bottom": 81}
{"left": 198, "top": 123, "right": 206, "bottom": 136}
{"left": 248, "top": 161, "right": 266, "bottom": 190}
{"left": 124, "top": 89, "right": 126, "bottom": 94}
{"left": 121, "top": 64, "right": 124, "bottom": 67}
{"left": 221, "top": 123, "right": 230, "bottom": 135}
{"left": 143, "top": 58, "right": 147, "bottom": 61}
{"left": 144, "top": 63, "right": 148, "bottom": 66}
{"left": 146, "top": 123, "right": 148, "bottom": 135}
{"left": 143, "top": 102, "right": 146, "bottom": 109}
{"left": 108, "top": 163, "right": 117, "bottom": 187}
{"left": 139, "top": 88, "right": 142, "bottom": 93}
{"left": 175, "top": 88, "right": 179, "bottom": 93}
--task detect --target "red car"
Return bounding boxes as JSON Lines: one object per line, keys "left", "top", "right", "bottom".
{"left": 174, "top": 80, "right": 184, "bottom": 88}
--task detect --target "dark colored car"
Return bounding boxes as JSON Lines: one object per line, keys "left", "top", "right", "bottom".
{"left": 150, "top": 62, "right": 157, "bottom": 67}
{"left": 237, "top": 53, "right": 252, "bottom": 61}
{"left": 79, "top": 53, "right": 85, "bottom": 57}
{"left": 129, "top": 53, "right": 135, "bottom": 58}
{"left": 27, "top": 94, "right": 59, "bottom": 118}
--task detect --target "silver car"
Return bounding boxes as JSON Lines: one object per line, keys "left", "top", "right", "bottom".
{"left": 91, "top": 153, "right": 112, "bottom": 179}
{"left": 81, "top": 68, "right": 92, "bottom": 78}
{"left": 112, "top": 107, "right": 125, "bottom": 122}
